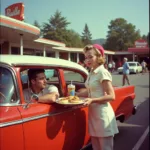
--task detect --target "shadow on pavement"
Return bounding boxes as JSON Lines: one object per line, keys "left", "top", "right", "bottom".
{"left": 135, "top": 85, "right": 149, "bottom": 88}
{"left": 114, "top": 97, "right": 149, "bottom": 150}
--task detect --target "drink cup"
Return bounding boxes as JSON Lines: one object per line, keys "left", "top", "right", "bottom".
{"left": 67, "top": 84, "right": 75, "bottom": 96}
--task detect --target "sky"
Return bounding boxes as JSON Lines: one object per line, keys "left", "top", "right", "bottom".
{"left": 1, "top": 0, "right": 149, "bottom": 39}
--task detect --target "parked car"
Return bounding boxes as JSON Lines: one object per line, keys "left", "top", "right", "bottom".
{"left": 117, "top": 61, "right": 142, "bottom": 74}
{"left": 0, "top": 55, "right": 136, "bottom": 150}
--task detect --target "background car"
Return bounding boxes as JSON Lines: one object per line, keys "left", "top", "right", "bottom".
{"left": 117, "top": 61, "right": 142, "bottom": 74}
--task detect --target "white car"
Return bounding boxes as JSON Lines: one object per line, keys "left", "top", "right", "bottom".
{"left": 118, "top": 61, "right": 142, "bottom": 74}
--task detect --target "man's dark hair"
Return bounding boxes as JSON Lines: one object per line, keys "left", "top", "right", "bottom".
{"left": 28, "top": 69, "right": 45, "bottom": 83}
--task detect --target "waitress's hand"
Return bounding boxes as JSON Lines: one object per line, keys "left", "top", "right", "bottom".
{"left": 83, "top": 98, "right": 93, "bottom": 106}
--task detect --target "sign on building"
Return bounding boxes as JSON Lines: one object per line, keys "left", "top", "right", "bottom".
{"left": 5, "top": 3, "right": 24, "bottom": 21}
{"left": 135, "top": 39, "right": 148, "bottom": 48}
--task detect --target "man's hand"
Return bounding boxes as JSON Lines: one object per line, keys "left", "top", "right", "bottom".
{"left": 50, "top": 92, "right": 59, "bottom": 102}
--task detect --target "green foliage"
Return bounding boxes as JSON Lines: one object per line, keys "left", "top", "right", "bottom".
{"left": 142, "top": 35, "right": 147, "bottom": 40}
{"left": 33, "top": 20, "right": 41, "bottom": 28}
{"left": 103, "top": 18, "right": 141, "bottom": 51}
{"left": 81, "top": 23, "right": 92, "bottom": 46}
{"left": 41, "top": 10, "right": 83, "bottom": 47}
{"left": 42, "top": 10, "right": 70, "bottom": 32}
{"left": 65, "top": 30, "right": 84, "bottom": 47}
{"left": 142, "top": 33, "right": 149, "bottom": 47}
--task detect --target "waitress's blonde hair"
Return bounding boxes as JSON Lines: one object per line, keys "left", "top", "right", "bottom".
{"left": 83, "top": 44, "right": 106, "bottom": 65}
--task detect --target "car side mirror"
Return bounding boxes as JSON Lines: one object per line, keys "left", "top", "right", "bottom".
{"left": 23, "top": 98, "right": 38, "bottom": 109}
{"left": 23, "top": 100, "right": 32, "bottom": 109}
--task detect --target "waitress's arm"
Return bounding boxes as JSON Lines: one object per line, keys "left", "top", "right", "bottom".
{"left": 76, "top": 88, "right": 88, "bottom": 97}
{"left": 92, "top": 80, "right": 115, "bottom": 103}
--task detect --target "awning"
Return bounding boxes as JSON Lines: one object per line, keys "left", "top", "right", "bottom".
{"left": 128, "top": 47, "right": 149, "bottom": 54}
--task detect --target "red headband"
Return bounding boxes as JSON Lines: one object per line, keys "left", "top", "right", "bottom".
{"left": 93, "top": 44, "right": 105, "bottom": 57}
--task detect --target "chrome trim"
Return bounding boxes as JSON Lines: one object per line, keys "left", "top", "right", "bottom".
{"left": 0, "top": 119, "right": 23, "bottom": 128}
{"left": 0, "top": 102, "right": 21, "bottom": 106}
{"left": 0, "top": 105, "right": 86, "bottom": 128}
{"left": 22, "top": 105, "right": 85, "bottom": 123}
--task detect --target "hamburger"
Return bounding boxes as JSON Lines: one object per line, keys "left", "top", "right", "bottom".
{"left": 68, "top": 96, "right": 82, "bottom": 103}
{"left": 58, "top": 96, "right": 82, "bottom": 104}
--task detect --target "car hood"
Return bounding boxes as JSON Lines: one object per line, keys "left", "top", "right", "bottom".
{"left": 118, "top": 66, "right": 137, "bottom": 69}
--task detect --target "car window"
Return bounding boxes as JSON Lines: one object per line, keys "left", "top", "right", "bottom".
{"left": 63, "top": 70, "right": 84, "bottom": 82}
{"left": 21, "top": 69, "right": 57, "bottom": 83}
{"left": 0, "top": 67, "right": 18, "bottom": 104}
{"left": 21, "top": 68, "right": 61, "bottom": 95}
{"left": 128, "top": 63, "right": 136, "bottom": 66}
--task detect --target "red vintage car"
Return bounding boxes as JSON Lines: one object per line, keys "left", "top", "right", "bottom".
{"left": 0, "top": 55, "right": 136, "bottom": 150}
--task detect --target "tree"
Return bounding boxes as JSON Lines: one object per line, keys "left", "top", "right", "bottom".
{"left": 104, "top": 18, "right": 141, "bottom": 51}
{"left": 142, "top": 35, "right": 147, "bottom": 41}
{"left": 65, "top": 30, "right": 84, "bottom": 47}
{"left": 33, "top": 20, "right": 42, "bottom": 36}
{"left": 41, "top": 10, "right": 84, "bottom": 47}
{"left": 42, "top": 10, "right": 70, "bottom": 37}
{"left": 142, "top": 33, "right": 150, "bottom": 47}
{"left": 33, "top": 20, "right": 41, "bottom": 28}
{"left": 81, "top": 23, "right": 92, "bottom": 46}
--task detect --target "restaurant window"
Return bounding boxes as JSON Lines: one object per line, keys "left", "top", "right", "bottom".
{"left": 47, "top": 52, "right": 55, "bottom": 57}
{"left": 35, "top": 50, "right": 43, "bottom": 56}
{"left": 11, "top": 47, "right": 20, "bottom": 55}
{"left": 24, "top": 48, "right": 35, "bottom": 55}
{"left": 70, "top": 53, "right": 77, "bottom": 62}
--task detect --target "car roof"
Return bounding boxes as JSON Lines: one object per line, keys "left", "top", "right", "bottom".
{"left": 128, "top": 62, "right": 139, "bottom": 63}
{"left": 0, "top": 55, "right": 88, "bottom": 74}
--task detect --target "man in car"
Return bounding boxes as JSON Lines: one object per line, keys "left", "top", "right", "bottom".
{"left": 23, "top": 69, "right": 59, "bottom": 103}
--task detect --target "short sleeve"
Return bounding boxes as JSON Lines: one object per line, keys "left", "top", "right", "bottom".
{"left": 99, "top": 70, "right": 112, "bottom": 83}
{"left": 47, "top": 85, "right": 59, "bottom": 93}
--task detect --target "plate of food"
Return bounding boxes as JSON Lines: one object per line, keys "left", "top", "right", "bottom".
{"left": 56, "top": 96, "right": 85, "bottom": 105}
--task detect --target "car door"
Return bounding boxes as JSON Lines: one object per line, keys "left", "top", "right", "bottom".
{"left": 137, "top": 62, "right": 142, "bottom": 72}
{"left": 0, "top": 66, "right": 24, "bottom": 150}
{"left": 18, "top": 67, "right": 90, "bottom": 150}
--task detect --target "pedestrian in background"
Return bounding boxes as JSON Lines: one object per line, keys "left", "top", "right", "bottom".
{"left": 112, "top": 61, "right": 116, "bottom": 72}
{"left": 122, "top": 57, "right": 130, "bottom": 86}
{"left": 108, "top": 61, "right": 112, "bottom": 73}
{"left": 76, "top": 44, "right": 119, "bottom": 150}
{"left": 141, "top": 60, "right": 147, "bottom": 74}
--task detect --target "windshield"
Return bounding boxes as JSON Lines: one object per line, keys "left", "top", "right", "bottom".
{"left": 0, "top": 67, "right": 17, "bottom": 104}
{"left": 128, "top": 63, "right": 136, "bottom": 66}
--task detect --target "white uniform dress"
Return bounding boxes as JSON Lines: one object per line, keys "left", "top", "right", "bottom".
{"left": 85, "top": 65, "right": 119, "bottom": 137}
{"left": 23, "top": 85, "right": 59, "bottom": 102}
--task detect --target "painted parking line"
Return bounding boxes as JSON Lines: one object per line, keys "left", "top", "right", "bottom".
{"left": 132, "top": 126, "right": 149, "bottom": 150}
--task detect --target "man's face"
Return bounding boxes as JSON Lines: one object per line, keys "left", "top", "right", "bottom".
{"left": 31, "top": 72, "right": 47, "bottom": 90}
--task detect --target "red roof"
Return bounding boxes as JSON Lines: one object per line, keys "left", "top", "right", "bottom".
{"left": 128, "top": 47, "right": 149, "bottom": 53}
